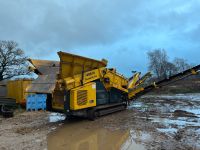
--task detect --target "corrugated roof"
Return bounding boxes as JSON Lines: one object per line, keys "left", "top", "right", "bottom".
{"left": 26, "top": 74, "right": 57, "bottom": 93}
{"left": 28, "top": 59, "right": 60, "bottom": 75}
{"left": 0, "top": 80, "right": 8, "bottom": 86}
{"left": 0, "top": 86, "right": 7, "bottom": 97}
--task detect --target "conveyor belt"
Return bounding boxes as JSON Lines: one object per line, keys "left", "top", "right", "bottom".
{"left": 129, "top": 64, "right": 200, "bottom": 99}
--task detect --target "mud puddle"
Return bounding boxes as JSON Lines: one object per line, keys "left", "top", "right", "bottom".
{"left": 131, "top": 94, "right": 200, "bottom": 129}
{"left": 47, "top": 93, "right": 200, "bottom": 150}
{"left": 141, "top": 93, "right": 200, "bottom": 101}
{"left": 48, "top": 121, "right": 146, "bottom": 150}
{"left": 129, "top": 93, "right": 200, "bottom": 149}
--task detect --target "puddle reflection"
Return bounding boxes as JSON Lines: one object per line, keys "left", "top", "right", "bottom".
{"left": 48, "top": 121, "right": 145, "bottom": 150}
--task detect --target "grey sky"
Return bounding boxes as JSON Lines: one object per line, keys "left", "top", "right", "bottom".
{"left": 0, "top": 0, "right": 199, "bottom": 76}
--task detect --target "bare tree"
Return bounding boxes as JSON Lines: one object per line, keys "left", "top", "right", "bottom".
{"left": 0, "top": 40, "right": 29, "bottom": 81}
{"left": 147, "top": 49, "right": 169, "bottom": 79}
{"left": 173, "top": 58, "right": 190, "bottom": 73}
{"left": 165, "top": 61, "right": 177, "bottom": 77}
{"left": 147, "top": 49, "right": 192, "bottom": 80}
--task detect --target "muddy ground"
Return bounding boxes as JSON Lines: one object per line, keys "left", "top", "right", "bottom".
{"left": 0, "top": 93, "right": 200, "bottom": 150}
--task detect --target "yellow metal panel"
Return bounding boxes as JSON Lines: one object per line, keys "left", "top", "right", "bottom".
{"left": 7, "top": 80, "right": 32, "bottom": 104}
{"left": 128, "top": 87, "right": 144, "bottom": 99}
{"left": 191, "top": 69, "right": 198, "bottom": 75}
{"left": 63, "top": 68, "right": 104, "bottom": 91}
{"left": 127, "top": 73, "right": 140, "bottom": 89}
{"left": 103, "top": 69, "right": 128, "bottom": 93}
{"left": 70, "top": 82, "right": 96, "bottom": 110}
{"left": 82, "top": 69, "right": 101, "bottom": 83}
{"left": 52, "top": 90, "right": 65, "bottom": 110}
{"left": 58, "top": 51, "right": 107, "bottom": 79}
{"left": 22, "top": 80, "right": 32, "bottom": 104}
{"left": 62, "top": 67, "right": 128, "bottom": 93}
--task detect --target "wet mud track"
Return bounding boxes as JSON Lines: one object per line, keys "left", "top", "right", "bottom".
{"left": 130, "top": 93, "right": 200, "bottom": 150}
{"left": 48, "top": 94, "right": 200, "bottom": 150}
{"left": 48, "top": 120, "right": 145, "bottom": 150}
{"left": 47, "top": 94, "right": 200, "bottom": 150}
{"left": 0, "top": 93, "right": 199, "bottom": 150}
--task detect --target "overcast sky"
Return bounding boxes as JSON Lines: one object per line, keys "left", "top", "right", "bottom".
{"left": 0, "top": 0, "right": 199, "bottom": 76}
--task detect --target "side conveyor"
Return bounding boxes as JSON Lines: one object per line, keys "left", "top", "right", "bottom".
{"left": 128, "top": 64, "right": 200, "bottom": 99}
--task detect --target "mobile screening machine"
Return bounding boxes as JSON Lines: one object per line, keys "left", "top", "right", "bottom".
{"left": 51, "top": 51, "right": 200, "bottom": 120}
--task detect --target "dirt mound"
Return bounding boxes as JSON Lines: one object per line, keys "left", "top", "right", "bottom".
{"left": 174, "top": 129, "right": 185, "bottom": 141}
{"left": 173, "top": 110, "right": 197, "bottom": 118}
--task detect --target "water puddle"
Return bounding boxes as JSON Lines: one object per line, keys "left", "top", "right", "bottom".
{"left": 184, "top": 108, "right": 200, "bottom": 118}
{"left": 121, "top": 138, "right": 145, "bottom": 150}
{"left": 128, "top": 101, "right": 143, "bottom": 109}
{"left": 157, "top": 128, "right": 178, "bottom": 134}
{"left": 48, "top": 121, "right": 146, "bottom": 150}
{"left": 196, "top": 128, "right": 200, "bottom": 134}
{"left": 142, "top": 93, "right": 200, "bottom": 101}
{"left": 48, "top": 113, "right": 66, "bottom": 123}
{"left": 151, "top": 117, "right": 200, "bottom": 127}
{"left": 130, "top": 93, "right": 200, "bottom": 136}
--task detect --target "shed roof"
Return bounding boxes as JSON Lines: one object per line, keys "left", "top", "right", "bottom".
{"left": 0, "top": 80, "right": 8, "bottom": 86}
{"left": 28, "top": 59, "right": 59, "bottom": 75}
{"left": 26, "top": 74, "right": 57, "bottom": 93}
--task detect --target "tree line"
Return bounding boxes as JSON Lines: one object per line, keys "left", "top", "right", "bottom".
{"left": 147, "top": 49, "right": 191, "bottom": 80}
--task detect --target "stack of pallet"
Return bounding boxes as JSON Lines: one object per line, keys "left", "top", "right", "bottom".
{"left": 26, "top": 94, "right": 47, "bottom": 111}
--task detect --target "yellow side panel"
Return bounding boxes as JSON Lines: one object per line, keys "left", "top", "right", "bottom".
{"left": 103, "top": 69, "right": 128, "bottom": 93}
{"left": 128, "top": 87, "right": 144, "bottom": 99}
{"left": 58, "top": 51, "right": 107, "bottom": 79}
{"left": 52, "top": 90, "right": 65, "bottom": 110}
{"left": 7, "top": 80, "right": 20, "bottom": 103}
{"left": 7, "top": 80, "right": 32, "bottom": 104}
{"left": 22, "top": 80, "right": 32, "bottom": 104}
{"left": 127, "top": 73, "right": 140, "bottom": 89}
{"left": 63, "top": 68, "right": 103, "bottom": 91}
{"left": 82, "top": 69, "right": 101, "bottom": 84}
{"left": 70, "top": 82, "right": 96, "bottom": 110}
